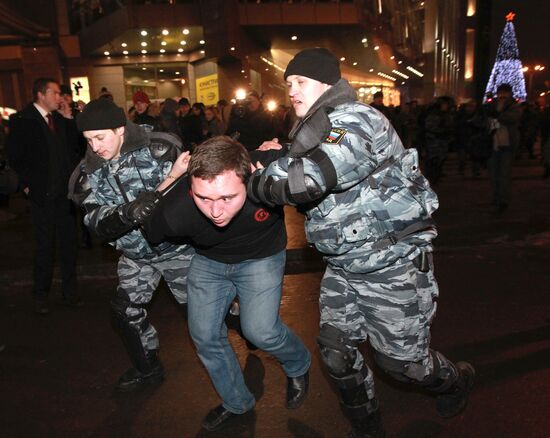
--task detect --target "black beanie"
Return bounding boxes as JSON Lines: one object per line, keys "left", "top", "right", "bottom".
{"left": 284, "top": 48, "right": 341, "bottom": 85}
{"left": 77, "top": 98, "right": 127, "bottom": 132}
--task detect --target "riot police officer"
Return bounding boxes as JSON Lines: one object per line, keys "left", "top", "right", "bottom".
{"left": 248, "top": 48, "right": 475, "bottom": 438}
{"left": 72, "top": 99, "right": 194, "bottom": 391}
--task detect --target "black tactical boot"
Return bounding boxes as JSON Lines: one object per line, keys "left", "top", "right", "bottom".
{"left": 116, "top": 353, "right": 164, "bottom": 392}
{"left": 436, "top": 361, "right": 475, "bottom": 418}
{"left": 347, "top": 404, "right": 385, "bottom": 438}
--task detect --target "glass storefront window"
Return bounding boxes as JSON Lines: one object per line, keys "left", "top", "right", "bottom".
{"left": 123, "top": 63, "right": 189, "bottom": 108}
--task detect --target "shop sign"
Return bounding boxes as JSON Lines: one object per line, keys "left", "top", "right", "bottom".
{"left": 69, "top": 76, "right": 91, "bottom": 103}
{"left": 196, "top": 73, "right": 219, "bottom": 105}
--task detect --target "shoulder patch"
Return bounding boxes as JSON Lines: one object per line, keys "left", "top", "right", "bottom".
{"left": 325, "top": 127, "right": 347, "bottom": 144}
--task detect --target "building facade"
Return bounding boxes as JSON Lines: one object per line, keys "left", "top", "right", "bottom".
{"left": 0, "top": 0, "right": 491, "bottom": 112}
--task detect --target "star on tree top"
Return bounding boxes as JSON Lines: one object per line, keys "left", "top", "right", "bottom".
{"left": 506, "top": 12, "right": 516, "bottom": 22}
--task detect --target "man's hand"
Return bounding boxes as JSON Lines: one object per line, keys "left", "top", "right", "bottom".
{"left": 119, "top": 191, "right": 160, "bottom": 225}
{"left": 170, "top": 151, "right": 191, "bottom": 178}
{"left": 58, "top": 101, "right": 73, "bottom": 119}
{"left": 257, "top": 138, "right": 282, "bottom": 151}
{"left": 157, "top": 152, "right": 190, "bottom": 192}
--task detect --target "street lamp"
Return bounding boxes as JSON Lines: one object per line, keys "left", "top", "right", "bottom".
{"left": 523, "top": 65, "right": 546, "bottom": 97}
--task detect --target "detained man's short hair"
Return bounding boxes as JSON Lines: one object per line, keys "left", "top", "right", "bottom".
{"left": 188, "top": 136, "right": 251, "bottom": 183}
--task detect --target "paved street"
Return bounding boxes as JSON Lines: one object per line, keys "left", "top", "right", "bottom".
{"left": 1, "top": 151, "right": 549, "bottom": 437}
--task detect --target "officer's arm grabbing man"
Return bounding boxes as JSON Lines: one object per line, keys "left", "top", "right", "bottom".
{"left": 248, "top": 48, "right": 475, "bottom": 438}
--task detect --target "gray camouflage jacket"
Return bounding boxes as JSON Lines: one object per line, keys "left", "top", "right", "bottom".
{"left": 252, "top": 79, "right": 439, "bottom": 273}
{"left": 80, "top": 122, "right": 190, "bottom": 260}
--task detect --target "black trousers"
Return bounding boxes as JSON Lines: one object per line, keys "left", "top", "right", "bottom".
{"left": 30, "top": 196, "right": 78, "bottom": 299}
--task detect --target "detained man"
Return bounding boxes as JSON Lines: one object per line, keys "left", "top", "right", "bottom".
{"left": 143, "top": 136, "right": 311, "bottom": 431}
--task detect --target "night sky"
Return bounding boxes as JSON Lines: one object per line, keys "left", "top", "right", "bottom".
{"left": 490, "top": 0, "right": 550, "bottom": 94}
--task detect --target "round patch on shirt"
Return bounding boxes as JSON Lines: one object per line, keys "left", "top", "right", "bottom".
{"left": 254, "top": 208, "right": 270, "bottom": 222}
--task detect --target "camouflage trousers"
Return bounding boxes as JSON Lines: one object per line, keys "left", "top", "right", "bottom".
{"left": 320, "top": 253, "right": 439, "bottom": 385}
{"left": 117, "top": 248, "right": 194, "bottom": 352}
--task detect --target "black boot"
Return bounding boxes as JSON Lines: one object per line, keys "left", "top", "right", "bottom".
{"left": 331, "top": 368, "right": 386, "bottom": 438}
{"left": 113, "top": 310, "right": 165, "bottom": 392}
{"left": 348, "top": 406, "right": 385, "bottom": 438}
{"left": 202, "top": 404, "right": 251, "bottom": 431}
{"left": 116, "top": 350, "right": 164, "bottom": 392}
{"left": 286, "top": 370, "right": 309, "bottom": 409}
{"left": 436, "top": 361, "right": 475, "bottom": 418}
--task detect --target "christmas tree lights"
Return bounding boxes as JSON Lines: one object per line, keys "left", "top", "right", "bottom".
{"left": 484, "top": 12, "right": 527, "bottom": 101}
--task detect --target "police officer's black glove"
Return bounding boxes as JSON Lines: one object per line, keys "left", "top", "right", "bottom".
{"left": 119, "top": 191, "right": 160, "bottom": 225}
{"left": 291, "top": 108, "right": 332, "bottom": 156}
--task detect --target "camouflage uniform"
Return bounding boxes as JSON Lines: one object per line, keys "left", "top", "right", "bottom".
{"left": 76, "top": 122, "right": 194, "bottom": 363}
{"left": 249, "top": 79, "right": 472, "bottom": 431}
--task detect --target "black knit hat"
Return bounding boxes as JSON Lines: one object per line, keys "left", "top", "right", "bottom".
{"left": 77, "top": 98, "right": 127, "bottom": 132}
{"left": 284, "top": 48, "right": 341, "bottom": 85}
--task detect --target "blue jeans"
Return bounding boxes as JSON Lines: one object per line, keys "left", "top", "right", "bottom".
{"left": 187, "top": 250, "right": 311, "bottom": 414}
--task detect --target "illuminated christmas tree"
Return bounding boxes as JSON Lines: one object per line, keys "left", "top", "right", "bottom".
{"left": 484, "top": 12, "right": 527, "bottom": 101}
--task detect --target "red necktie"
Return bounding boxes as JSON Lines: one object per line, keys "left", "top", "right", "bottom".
{"left": 46, "top": 113, "right": 55, "bottom": 132}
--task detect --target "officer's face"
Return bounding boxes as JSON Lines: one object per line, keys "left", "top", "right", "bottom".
{"left": 286, "top": 75, "right": 331, "bottom": 117}
{"left": 83, "top": 127, "right": 125, "bottom": 161}
{"left": 190, "top": 170, "right": 247, "bottom": 228}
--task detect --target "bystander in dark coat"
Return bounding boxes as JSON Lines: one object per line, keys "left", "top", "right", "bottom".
{"left": 7, "top": 78, "right": 81, "bottom": 313}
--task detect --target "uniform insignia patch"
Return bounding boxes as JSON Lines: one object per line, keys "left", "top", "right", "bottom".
{"left": 325, "top": 128, "right": 347, "bottom": 144}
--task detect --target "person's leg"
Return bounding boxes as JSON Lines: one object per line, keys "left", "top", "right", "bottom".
{"left": 458, "top": 146, "right": 466, "bottom": 174}
{"left": 160, "top": 246, "right": 195, "bottom": 315}
{"left": 187, "top": 254, "right": 255, "bottom": 414}
{"left": 526, "top": 135, "right": 536, "bottom": 158}
{"left": 237, "top": 251, "right": 310, "bottom": 378}
{"left": 543, "top": 136, "right": 550, "bottom": 178}
{"left": 488, "top": 150, "right": 500, "bottom": 205}
{"left": 498, "top": 148, "right": 514, "bottom": 208}
{"left": 55, "top": 199, "right": 78, "bottom": 302}
{"left": 317, "top": 264, "right": 382, "bottom": 437}
{"left": 30, "top": 199, "right": 55, "bottom": 312}
{"left": 113, "top": 255, "right": 164, "bottom": 391}
{"left": 359, "top": 253, "right": 474, "bottom": 419}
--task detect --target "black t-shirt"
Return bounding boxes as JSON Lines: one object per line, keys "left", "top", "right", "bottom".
{"left": 145, "top": 176, "right": 286, "bottom": 263}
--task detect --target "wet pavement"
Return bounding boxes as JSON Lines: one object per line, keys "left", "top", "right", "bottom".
{"left": 1, "top": 151, "right": 549, "bottom": 437}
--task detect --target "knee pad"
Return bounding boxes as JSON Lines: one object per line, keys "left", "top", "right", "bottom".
{"left": 111, "top": 288, "right": 145, "bottom": 327}
{"left": 372, "top": 350, "right": 431, "bottom": 383}
{"left": 317, "top": 324, "right": 358, "bottom": 378}
{"left": 111, "top": 288, "right": 132, "bottom": 321}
